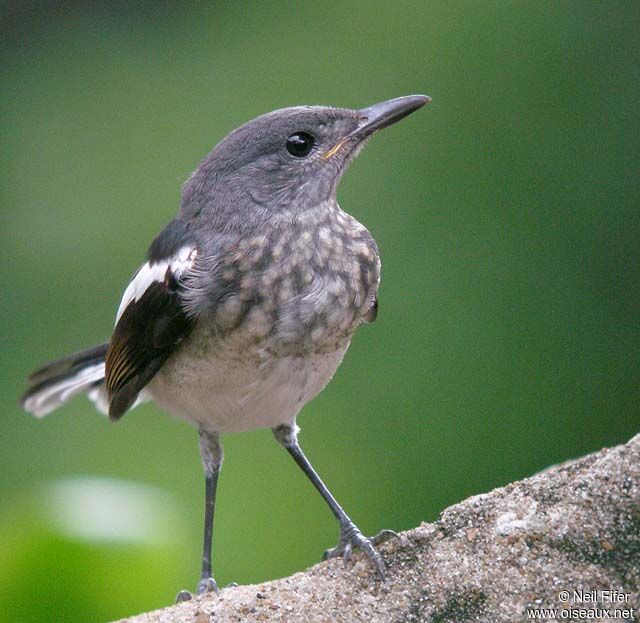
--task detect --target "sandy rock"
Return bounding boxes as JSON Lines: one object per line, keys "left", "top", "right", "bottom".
{"left": 115, "top": 434, "right": 640, "bottom": 622}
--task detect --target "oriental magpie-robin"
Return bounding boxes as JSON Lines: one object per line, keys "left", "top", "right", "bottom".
{"left": 21, "top": 94, "right": 430, "bottom": 597}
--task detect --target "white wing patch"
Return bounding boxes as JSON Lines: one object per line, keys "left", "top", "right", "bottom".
{"left": 115, "top": 246, "right": 197, "bottom": 324}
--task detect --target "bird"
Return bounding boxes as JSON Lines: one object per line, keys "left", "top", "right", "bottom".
{"left": 21, "top": 94, "right": 431, "bottom": 598}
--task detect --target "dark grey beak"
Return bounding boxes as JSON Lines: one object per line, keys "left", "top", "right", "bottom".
{"left": 350, "top": 94, "right": 431, "bottom": 138}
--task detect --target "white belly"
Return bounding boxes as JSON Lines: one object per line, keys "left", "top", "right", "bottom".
{"left": 146, "top": 331, "right": 350, "bottom": 434}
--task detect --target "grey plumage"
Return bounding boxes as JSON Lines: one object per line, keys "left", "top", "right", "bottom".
{"left": 21, "top": 94, "right": 430, "bottom": 594}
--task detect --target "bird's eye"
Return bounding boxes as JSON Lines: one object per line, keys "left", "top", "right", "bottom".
{"left": 286, "top": 132, "right": 315, "bottom": 158}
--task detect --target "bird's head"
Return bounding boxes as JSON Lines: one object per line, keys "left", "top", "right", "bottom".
{"left": 181, "top": 95, "right": 431, "bottom": 221}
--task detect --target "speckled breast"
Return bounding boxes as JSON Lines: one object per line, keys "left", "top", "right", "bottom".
{"left": 207, "top": 206, "right": 380, "bottom": 356}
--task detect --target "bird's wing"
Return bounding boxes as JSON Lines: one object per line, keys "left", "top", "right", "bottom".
{"left": 105, "top": 244, "right": 199, "bottom": 420}
{"left": 363, "top": 294, "right": 378, "bottom": 323}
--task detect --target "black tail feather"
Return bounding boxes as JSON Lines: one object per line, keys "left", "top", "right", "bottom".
{"left": 26, "top": 343, "right": 108, "bottom": 385}
{"left": 21, "top": 342, "right": 109, "bottom": 416}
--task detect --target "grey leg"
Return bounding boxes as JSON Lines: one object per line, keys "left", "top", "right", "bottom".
{"left": 273, "top": 423, "right": 396, "bottom": 581}
{"left": 176, "top": 429, "right": 223, "bottom": 602}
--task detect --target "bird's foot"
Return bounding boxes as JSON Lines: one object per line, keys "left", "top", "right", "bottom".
{"left": 322, "top": 522, "right": 398, "bottom": 581}
{"left": 175, "top": 590, "right": 193, "bottom": 603}
{"left": 198, "top": 576, "right": 219, "bottom": 594}
{"left": 175, "top": 576, "right": 219, "bottom": 603}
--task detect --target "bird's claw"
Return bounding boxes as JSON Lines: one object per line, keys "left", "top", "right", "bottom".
{"left": 322, "top": 525, "right": 398, "bottom": 581}
{"left": 175, "top": 576, "right": 219, "bottom": 603}
{"left": 197, "top": 576, "right": 219, "bottom": 595}
{"left": 175, "top": 589, "right": 193, "bottom": 603}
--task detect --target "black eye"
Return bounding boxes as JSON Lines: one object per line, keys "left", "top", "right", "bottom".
{"left": 286, "top": 132, "right": 315, "bottom": 158}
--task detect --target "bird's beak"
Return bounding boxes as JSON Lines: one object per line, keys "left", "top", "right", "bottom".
{"left": 323, "top": 94, "right": 431, "bottom": 159}
{"left": 350, "top": 94, "right": 431, "bottom": 139}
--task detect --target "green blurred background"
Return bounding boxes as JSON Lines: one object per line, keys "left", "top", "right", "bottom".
{"left": 1, "top": 1, "right": 638, "bottom": 621}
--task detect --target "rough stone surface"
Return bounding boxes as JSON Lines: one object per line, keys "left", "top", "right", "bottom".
{"left": 114, "top": 434, "right": 640, "bottom": 623}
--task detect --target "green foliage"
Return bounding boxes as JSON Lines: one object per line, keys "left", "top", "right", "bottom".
{"left": 1, "top": 2, "right": 638, "bottom": 621}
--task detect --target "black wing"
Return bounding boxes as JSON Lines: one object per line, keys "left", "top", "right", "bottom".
{"left": 105, "top": 244, "right": 198, "bottom": 420}
{"left": 363, "top": 295, "right": 378, "bottom": 323}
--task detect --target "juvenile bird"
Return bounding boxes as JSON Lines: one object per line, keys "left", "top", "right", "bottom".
{"left": 21, "top": 94, "right": 430, "bottom": 597}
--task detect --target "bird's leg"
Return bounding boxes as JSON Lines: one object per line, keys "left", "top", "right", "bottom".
{"left": 176, "top": 429, "right": 223, "bottom": 602}
{"left": 272, "top": 423, "right": 396, "bottom": 581}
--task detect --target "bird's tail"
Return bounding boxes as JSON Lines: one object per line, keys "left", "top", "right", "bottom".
{"left": 21, "top": 343, "right": 109, "bottom": 418}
